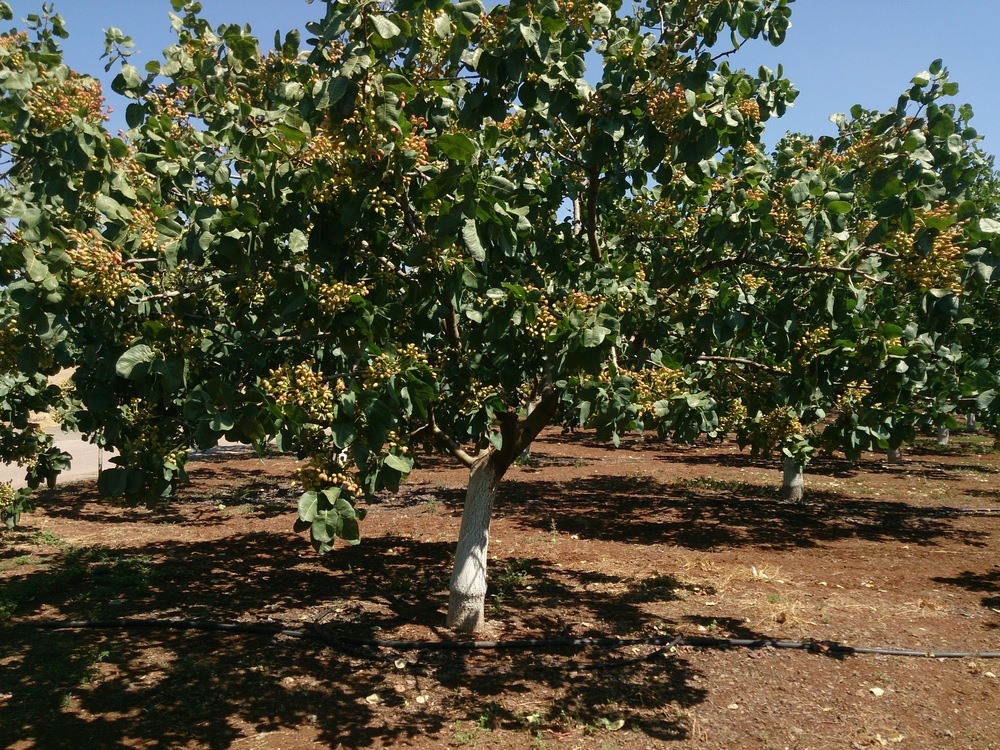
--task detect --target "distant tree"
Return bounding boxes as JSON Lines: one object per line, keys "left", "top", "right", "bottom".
{"left": 673, "top": 72, "right": 1000, "bottom": 496}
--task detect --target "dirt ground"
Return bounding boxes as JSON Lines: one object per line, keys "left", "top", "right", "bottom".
{"left": 1, "top": 429, "right": 998, "bottom": 749}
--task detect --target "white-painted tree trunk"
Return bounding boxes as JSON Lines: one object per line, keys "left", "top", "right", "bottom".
{"left": 967, "top": 412, "right": 977, "bottom": 432}
{"left": 936, "top": 425, "right": 950, "bottom": 446}
{"left": 781, "top": 457, "right": 804, "bottom": 503}
{"left": 447, "top": 455, "right": 501, "bottom": 632}
{"left": 887, "top": 447, "right": 904, "bottom": 464}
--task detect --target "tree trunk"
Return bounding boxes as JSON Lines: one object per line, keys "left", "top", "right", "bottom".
{"left": 447, "top": 454, "right": 502, "bottom": 632}
{"left": 936, "top": 425, "right": 950, "bottom": 446}
{"left": 781, "top": 457, "right": 804, "bottom": 503}
{"left": 887, "top": 447, "right": 904, "bottom": 464}
{"left": 444, "top": 388, "right": 560, "bottom": 633}
{"left": 967, "top": 412, "right": 977, "bottom": 432}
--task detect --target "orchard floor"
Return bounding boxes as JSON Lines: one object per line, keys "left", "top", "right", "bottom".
{"left": 2, "top": 431, "right": 999, "bottom": 750}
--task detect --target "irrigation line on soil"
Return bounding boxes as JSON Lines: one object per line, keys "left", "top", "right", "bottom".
{"left": 13, "top": 618, "right": 1000, "bottom": 660}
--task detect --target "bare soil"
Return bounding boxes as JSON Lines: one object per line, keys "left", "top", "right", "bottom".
{"left": 2, "top": 430, "right": 998, "bottom": 749}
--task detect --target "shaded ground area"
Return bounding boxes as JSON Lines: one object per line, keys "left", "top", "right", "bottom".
{"left": 1, "top": 431, "right": 999, "bottom": 749}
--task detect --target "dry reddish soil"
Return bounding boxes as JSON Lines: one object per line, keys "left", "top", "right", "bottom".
{"left": 2, "top": 430, "right": 999, "bottom": 750}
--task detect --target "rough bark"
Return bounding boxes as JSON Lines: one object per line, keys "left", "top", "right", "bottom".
{"left": 967, "top": 412, "right": 978, "bottom": 432}
{"left": 936, "top": 425, "right": 950, "bottom": 446}
{"left": 887, "top": 447, "right": 904, "bottom": 464}
{"left": 446, "top": 454, "right": 501, "bottom": 632}
{"left": 781, "top": 457, "right": 804, "bottom": 503}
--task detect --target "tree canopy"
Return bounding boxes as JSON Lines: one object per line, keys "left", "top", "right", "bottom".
{"left": 2, "top": 0, "right": 998, "bottom": 629}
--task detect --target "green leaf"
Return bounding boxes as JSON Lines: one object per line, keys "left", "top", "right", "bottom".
{"left": 827, "top": 200, "right": 852, "bottom": 214}
{"left": 788, "top": 181, "right": 810, "bottom": 204}
{"left": 976, "top": 218, "right": 1000, "bottom": 236}
{"left": 592, "top": 3, "right": 612, "bottom": 25}
{"left": 312, "top": 516, "right": 335, "bottom": 543}
{"left": 126, "top": 102, "right": 144, "bottom": 128}
{"left": 209, "top": 412, "right": 235, "bottom": 432}
{"left": 24, "top": 255, "right": 48, "bottom": 283}
{"left": 374, "top": 93, "right": 401, "bottom": 130}
{"left": 1, "top": 71, "right": 33, "bottom": 90}
{"left": 370, "top": 14, "right": 401, "bottom": 39}
{"left": 461, "top": 219, "right": 485, "bottom": 261}
{"left": 115, "top": 345, "right": 157, "bottom": 379}
{"left": 976, "top": 390, "right": 996, "bottom": 410}
{"left": 582, "top": 326, "right": 611, "bottom": 347}
{"left": 97, "top": 468, "right": 128, "bottom": 498}
{"left": 383, "top": 453, "right": 414, "bottom": 473}
{"left": 434, "top": 12, "right": 452, "bottom": 39}
{"left": 95, "top": 194, "right": 132, "bottom": 223}
{"left": 298, "top": 491, "right": 319, "bottom": 523}
{"left": 436, "top": 133, "right": 478, "bottom": 162}
{"left": 313, "top": 76, "right": 349, "bottom": 109}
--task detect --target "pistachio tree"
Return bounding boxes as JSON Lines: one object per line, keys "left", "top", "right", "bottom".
{"left": 9, "top": 0, "right": 998, "bottom": 634}
{"left": 1, "top": 0, "right": 805, "bottom": 629}
{"left": 639, "top": 64, "right": 1000, "bottom": 499}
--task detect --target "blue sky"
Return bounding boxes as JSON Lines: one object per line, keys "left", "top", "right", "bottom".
{"left": 8, "top": 0, "right": 1000, "bottom": 156}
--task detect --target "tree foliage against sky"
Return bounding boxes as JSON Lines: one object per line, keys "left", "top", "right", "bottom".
{"left": 1, "top": 0, "right": 998, "bottom": 628}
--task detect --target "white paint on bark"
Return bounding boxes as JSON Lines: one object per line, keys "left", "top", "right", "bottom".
{"left": 936, "top": 425, "right": 950, "bottom": 446}
{"left": 967, "top": 413, "right": 977, "bottom": 432}
{"left": 446, "top": 455, "right": 501, "bottom": 632}
{"left": 887, "top": 447, "right": 904, "bottom": 463}
{"left": 781, "top": 457, "right": 804, "bottom": 503}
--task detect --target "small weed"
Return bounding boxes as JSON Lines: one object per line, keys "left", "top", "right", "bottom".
{"left": 80, "top": 647, "right": 111, "bottom": 686}
{"left": 681, "top": 476, "right": 775, "bottom": 498}
{"left": 0, "top": 596, "right": 15, "bottom": 621}
{"left": 475, "top": 704, "right": 500, "bottom": 730}
{"left": 32, "top": 530, "right": 67, "bottom": 548}
{"left": 422, "top": 497, "right": 441, "bottom": 512}
{"left": 515, "top": 710, "right": 545, "bottom": 729}
{"left": 451, "top": 721, "right": 479, "bottom": 746}
{"left": 515, "top": 454, "right": 540, "bottom": 468}
{"left": 489, "top": 558, "right": 531, "bottom": 613}
{"left": 573, "top": 458, "right": 588, "bottom": 468}
{"left": 0, "top": 555, "right": 41, "bottom": 571}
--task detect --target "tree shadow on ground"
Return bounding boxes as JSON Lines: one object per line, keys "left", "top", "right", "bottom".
{"left": 535, "top": 430, "right": 999, "bottom": 483}
{"left": 490, "top": 475, "right": 990, "bottom": 551}
{"left": 1, "top": 531, "right": 711, "bottom": 748}
{"left": 932, "top": 567, "right": 1000, "bottom": 630}
{"left": 29, "top": 455, "right": 300, "bottom": 528}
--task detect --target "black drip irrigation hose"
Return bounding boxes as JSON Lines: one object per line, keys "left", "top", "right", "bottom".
{"left": 12, "top": 618, "right": 1000, "bottom": 661}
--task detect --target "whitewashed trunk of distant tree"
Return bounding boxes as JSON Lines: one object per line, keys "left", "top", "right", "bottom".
{"left": 967, "top": 412, "right": 977, "bottom": 432}
{"left": 887, "top": 447, "right": 904, "bottom": 464}
{"left": 781, "top": 457, "right": 804, "bottom": 503}
{"left": 447, "top": 455, "right": 502, "bottom": 632}
{"left": 936, "top": 425, "right": 950, "bottom": 446}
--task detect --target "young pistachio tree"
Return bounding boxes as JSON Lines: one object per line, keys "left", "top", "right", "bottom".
{"left": 1, "top": 0, "right": 798, "bottom": 630}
